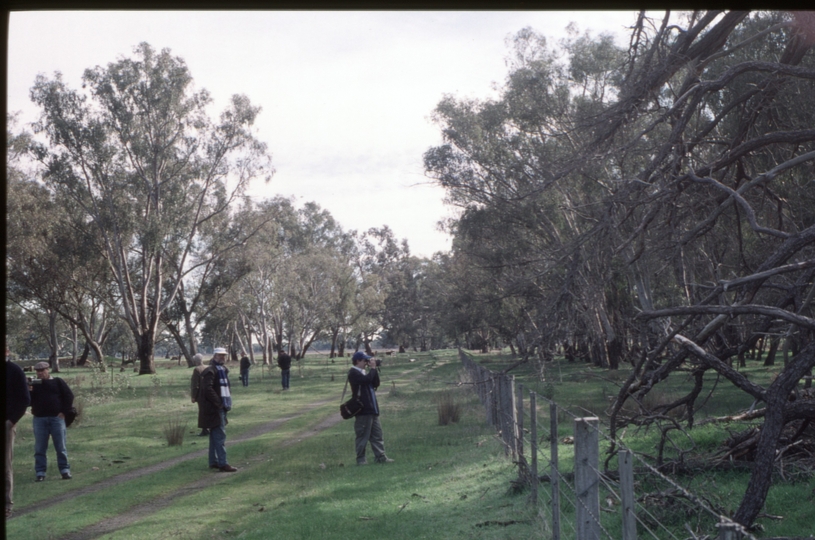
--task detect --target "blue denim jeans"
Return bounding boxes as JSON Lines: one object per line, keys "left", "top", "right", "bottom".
{"left": 240, "top": 370, "right": 249, "bottom": 387}
{"left": 281, "top": 369, "right": 290, "bottom": 389}
{"left": 33, "top": 416, "right": 69, "bottom": 476}
{"left": 208, "top": 410, "right": 227, "bottom": 468}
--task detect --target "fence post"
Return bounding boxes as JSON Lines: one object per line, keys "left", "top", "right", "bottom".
{"left": 529, "top": 391, "right": 538, "bottom": 506}
{"left": 516, "top": 382, "right": 525, "bottom": 466}
{"left": 575, "top": 417, "right": 601, "bottom": 540}
{"left": 507, "top": 375, "right": 518, "bottom": 457}
{"left": 619, "top": 449, "right": 637, "bottom": 540}
{"left": 718, "top": 520, "right": 742, "bottom": 540}
{"left": 551, "top": 401, "right": 561, "bottom": 540}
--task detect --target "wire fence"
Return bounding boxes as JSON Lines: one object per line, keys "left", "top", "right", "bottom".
{"left": 458, "top": 349, "right": 760, "bottom": 540}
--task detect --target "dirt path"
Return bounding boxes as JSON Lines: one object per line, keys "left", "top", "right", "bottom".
{"left": 63, "top": 408, "right": 342, "bottom": 540}
{"left": 11, "top": 397, "right": 342, "bottom": 539}
{"left": 12, "top": 365, "right": 426, "bottom": 539}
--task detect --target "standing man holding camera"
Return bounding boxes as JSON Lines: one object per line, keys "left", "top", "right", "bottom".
{"left": 29, "top": 361, "right": 74, "bottom": 482}
{"left": 348, "top": 351, "right": 394, "bottom": 465}
{"left": 198, "top": 348, "right": 237, "bottom": 472}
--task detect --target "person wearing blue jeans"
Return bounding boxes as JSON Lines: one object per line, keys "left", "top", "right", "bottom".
{"left": 239, "top": 355, "right": 251, "bottom": 387}
{"left": 197, "top": 348, "right": 237, "bottom": 472}
{"left": 208, "top": 410, "right": 227, "bottom": 468}
{"left": 29, "top": 362, "right": 73, "bottom": 481}
{"left": 277, "top": 349, "right": 292, "bottom": 390}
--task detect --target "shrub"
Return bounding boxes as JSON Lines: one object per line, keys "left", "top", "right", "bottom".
{"left": 437, "top": 390, "right": 462, "bottom": 425}
{"left": 71, "top": 398, "right": 85, "bottom": 427}
{"left": 163, "top": 415, "right": 188, "bottom": 447}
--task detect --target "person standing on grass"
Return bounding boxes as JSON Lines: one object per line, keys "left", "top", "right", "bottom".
{"left": 348, "top": 351, "right": 393, "bottom": 465}
{"left": 6, "top": 345, "right": 31, "bottom": 518}
{"left": 198, "top": 348, "right": 237, "bottom": 472}
{"left": 190, "top": 353, "right": 209, "bottom": 437}
{"left": 277, "top": 347, "right": 292, "bottom": 390}
{"left": 29, "top": 361, "right": 74, "bottom": 482}
{"left": 239, "top": 354, "right": 251, "bottom": 387}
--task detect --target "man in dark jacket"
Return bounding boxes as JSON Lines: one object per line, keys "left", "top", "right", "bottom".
{"left": 239, "top": 354, "right": 251, "bottom": 387}
{"left": 29, "top": 361, "right": 74, "bottom": 481}
{"left": 277, "top": 348, "right": 292, "bottom": 390}
{"left": 198, "top": 348, "right": 237, "bottom": 472}
{"left": 348, "top": 351, "right": 393, "bottom": 465}
{"left": 6, "top": 345, "right": 31, "bottom": 518}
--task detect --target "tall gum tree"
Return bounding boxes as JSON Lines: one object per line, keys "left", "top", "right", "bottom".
{"left": 426, "top": 11, "right": 815, "bottom": 528}
{"left": 30, "top": 43, "right": 273, "bottom": 374}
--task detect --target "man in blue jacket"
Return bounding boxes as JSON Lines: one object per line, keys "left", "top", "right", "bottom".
{"left": 348, "top": 351, "right": 394, "bottom": 465}
{"left": 6, "top": 345, "right": 31, "bottom": 518}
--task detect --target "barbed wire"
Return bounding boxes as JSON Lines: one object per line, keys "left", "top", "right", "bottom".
{"left": 458, "top": 350, "right": 761, "bottom": 540}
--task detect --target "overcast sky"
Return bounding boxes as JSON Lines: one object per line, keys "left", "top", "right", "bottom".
{"left": 7, "top": 11, "right": 638, "bottom": 257}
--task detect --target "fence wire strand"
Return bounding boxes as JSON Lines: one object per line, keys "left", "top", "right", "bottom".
{"left": 459, "top": 349, "right": 761, "bottom": 540}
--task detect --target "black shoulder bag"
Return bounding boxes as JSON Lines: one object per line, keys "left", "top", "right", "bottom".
{"left": 339, "top": 374, "right": 363, "bottom": 420}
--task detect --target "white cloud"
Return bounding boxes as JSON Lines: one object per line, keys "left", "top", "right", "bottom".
{"left": 8, "top": 10, "right": 638, "bottom": 258}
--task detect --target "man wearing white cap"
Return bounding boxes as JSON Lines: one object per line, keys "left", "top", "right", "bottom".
{"left": 197, "top": 348, "right": 237, "bottom": 472}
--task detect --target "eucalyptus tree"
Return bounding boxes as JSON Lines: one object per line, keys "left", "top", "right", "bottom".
{"left": 160, "top": 197, "right": 263, "bottom": 366}
{"left": 426, "top": 11, "right": 815, "bottom": 527}
{"left": 30, "top": 43, "right": 273, "bottom": 374}
{"left": 7, "top": 117, "right": 115, "bottom": 369}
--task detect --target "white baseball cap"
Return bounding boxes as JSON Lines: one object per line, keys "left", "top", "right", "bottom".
{"left": 213, "top": 348, "right": 228, "bottom": 355}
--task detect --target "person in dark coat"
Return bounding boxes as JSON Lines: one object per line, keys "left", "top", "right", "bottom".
{"left": 239, "top": 354, "right": 251, "bottom": 387}
{"left": 6, "top": 345, "right": 31, "bottom": 518}
{"left": 348, "top": 351, "right": 393, "bottom": 465}
{"left": 29, "top": 361, "right": 74, "bottom": 481}
{"left": 277, "top": 348, "right": 292, "bottom": 390}
{"left": 190, "top": 353, "right": 209, "bottom": 436}
{"left": 198, "top": 348, "right": 237, "bottom": 472}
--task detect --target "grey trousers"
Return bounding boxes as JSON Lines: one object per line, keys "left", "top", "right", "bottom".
{"left": 6, "top": 420, "right": 17, "bottom": 512}
{"left": 354, "top": 414, "right": 386, "bottom": 464}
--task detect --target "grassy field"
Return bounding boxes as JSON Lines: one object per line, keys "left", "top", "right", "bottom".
{"left": 6, "top": 350, "right": 814, "bottom": 539}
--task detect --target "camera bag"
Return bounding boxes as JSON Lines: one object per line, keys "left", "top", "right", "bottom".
{"left": 339, "top": 375, "right": 363, "bottom": 419}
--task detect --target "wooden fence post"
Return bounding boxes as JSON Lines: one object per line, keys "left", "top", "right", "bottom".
{"left": 529, "top": 391, "right": 538, "bottom": 506}
{"left": 575, "top": 417, "right": 601, "bottom": 540}
{"left": 507, "top": 375, "right": 518, "bottom": 457}
{"left": 551, "top": 401, "right": 561, "bottom": 540}
{"left": 619, "top": 449, "right": 637, "bottom": 540}
{"left": 516, "top": 382, "right": 525, "bottom": 466}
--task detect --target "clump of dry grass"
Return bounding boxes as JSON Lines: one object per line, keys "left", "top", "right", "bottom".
{"left": 163, "top": 415, "right": 188, "bottom": 446}
{"left": 71, "top": 398, "right": 85, "bottom": 427}
{"left": 437, "top": 390, "right": 462, "bottom": 425}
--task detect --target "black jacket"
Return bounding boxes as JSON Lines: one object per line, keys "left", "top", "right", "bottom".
{"left": 6, "top": 361, "right": 31, "bottom": 423}
{"left": 348, "top": 367, "right": 380, "bottom": 416}
{"left": 30, "top": 377, "right": 73, "bottom": 418}
{"left": 277, "top": 352, "right": 292, "bottom": 370}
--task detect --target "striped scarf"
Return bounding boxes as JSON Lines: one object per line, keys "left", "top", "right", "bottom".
{"left": 215, "top": 364, "right": 232, "bottom": 411}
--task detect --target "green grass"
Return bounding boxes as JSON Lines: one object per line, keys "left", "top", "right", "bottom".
{"left": 6, "top": 349, "right": 813, "bottom": 539}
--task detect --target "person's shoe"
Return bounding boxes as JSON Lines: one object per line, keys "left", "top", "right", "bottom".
{"left": 209, "top": 464, "right": 219, "bottom": 469}
{"left": 375, "top": 457, "right": 395, "bottom": 464}
{"left": 61, "top": 472, "right": 72, "bottom": 480}
{"left": 219, "top": 464, "right": 238, "bottom": 472}
{"left": 35, "top": 476, "right": 45, "bottom": 482}
{"left": 356, "top": 460, "right": 368, "bottom": 466}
